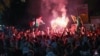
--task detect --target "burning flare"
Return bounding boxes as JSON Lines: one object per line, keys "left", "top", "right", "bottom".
{"left": 51, "top": 16, "right": 69, "bottom": 30}
{"left": 51, "top": 5, "right": 69, "bottom": 30}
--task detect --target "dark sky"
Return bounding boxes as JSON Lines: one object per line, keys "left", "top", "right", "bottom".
{"left": 88, "top": 0, "right": 100, "bottom": 16}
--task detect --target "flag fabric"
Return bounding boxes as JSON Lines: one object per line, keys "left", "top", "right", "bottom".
{"left": 71, "top": 15, "right": 77, "bottom": 23}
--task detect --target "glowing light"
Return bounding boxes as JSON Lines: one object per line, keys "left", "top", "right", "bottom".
{"left": 51, "top": 16, "right": 69, "bottom": 30}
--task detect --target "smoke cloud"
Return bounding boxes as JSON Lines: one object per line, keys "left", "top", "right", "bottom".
{"left": 41, "top": 0, "right": 68, "bottom": 20}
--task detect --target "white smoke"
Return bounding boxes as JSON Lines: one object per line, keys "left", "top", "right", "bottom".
{"left": 41, "top": 0, "right": 68, "bottom": 19}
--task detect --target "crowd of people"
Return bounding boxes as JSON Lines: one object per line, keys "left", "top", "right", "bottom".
{"left": 0, "top": 25, "right": 100, "bottom": 56}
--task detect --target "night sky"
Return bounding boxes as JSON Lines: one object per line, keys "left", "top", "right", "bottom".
{"left": 88, "top": 0, "right": 100, "bottom": 16}
{"left": 0, "top": 0, "right": 100, "bottom": 27}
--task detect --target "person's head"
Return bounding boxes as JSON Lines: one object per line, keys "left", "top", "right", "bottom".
{"left": 38, "top": 16, "right": 42, "bottom": 19}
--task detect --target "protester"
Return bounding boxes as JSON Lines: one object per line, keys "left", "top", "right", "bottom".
{"left": 0, "top": 25, "right": 100, "bottom": 56}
